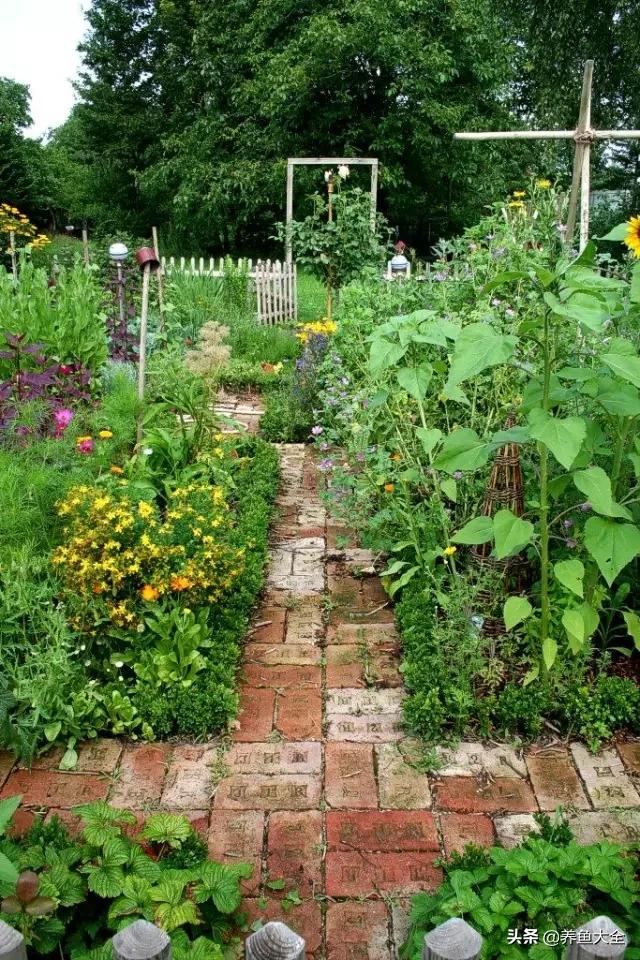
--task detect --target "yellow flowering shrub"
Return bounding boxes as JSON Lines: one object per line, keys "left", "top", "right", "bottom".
{"left": 0, "top": 203, "right": 50, "bottom": 250}
{"left": 52, "top": 481, "right": 245, "bottom": 630}
{"left": 296, "top": 318, "right": 337, "bottom": 343}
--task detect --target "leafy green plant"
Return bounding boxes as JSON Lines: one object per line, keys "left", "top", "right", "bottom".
{"left": 402, "top": 815, "right": 640, "bottom": 960}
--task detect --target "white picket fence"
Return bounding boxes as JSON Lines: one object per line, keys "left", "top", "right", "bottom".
{"left": 161, "top": 256, "right": 297, "bottom": 325}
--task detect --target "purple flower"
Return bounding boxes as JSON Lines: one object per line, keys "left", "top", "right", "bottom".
{"left": 453, "top": 471, "right": 463, "bottom": 480}
{"left": 492, "top": 246, "right": 507, "bottom": 259}
{"left": 318, "top": 458, "right": 334, "bottom": 472}
{"left": 311, "top": 425, "right": 323, "bottom": 436}
{"left": 565, "top": 538, "right": 577, "bottom": 549}
{"left": 319, "top": 441, "right": 330, "bottom": 451}
{"left": 580, "top": 502, "right": 592, "bottom": 512}
{"left": 563, "top": 519, "right": 573, "bottom": 530}
{"left": 356, "top": 452, "right": 366, "bottom": 462}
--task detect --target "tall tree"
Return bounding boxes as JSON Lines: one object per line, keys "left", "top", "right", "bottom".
{"left": 0, "top": 78, "right": 51, "bottom": 221}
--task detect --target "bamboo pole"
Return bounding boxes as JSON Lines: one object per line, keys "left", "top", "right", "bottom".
{"left": 454, "top": 130, "right": 576, "bottom": 141}
{"left": 566, "top": 61, "right": 594, "bottom": 249}
{"left": 136, "top": 264, "right": 151, "bottom": 447}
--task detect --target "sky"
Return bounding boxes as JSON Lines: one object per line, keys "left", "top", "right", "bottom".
{"left": 1, "top": 0, "right": 89, "bottom": 139}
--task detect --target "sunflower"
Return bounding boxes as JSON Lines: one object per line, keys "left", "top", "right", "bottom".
{"left": 624, "top": 216, "right": 640, "bottom": 258}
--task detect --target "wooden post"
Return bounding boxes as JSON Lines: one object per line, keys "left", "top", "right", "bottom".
{"left": 286, "top": 160, "right": 294, "bottom": 263}
{"left": 246, "top": 921, "right": 305, "bottom": 960}
{"left": 151, "top": 226, "right": 165, "bottom": 328}
{"left": 326, "top": 173, "right": 334, "bottom": 321}
{"left": 370, "top": 160, "right": 379, "bottom": 230}
{"left": 8, "top": 231, "right": 17, "bottom": 281}
{"left": 567, "top": 916, "right": 627, "bottom": 960}
{"left": 112, "top": 919, "right": 171, "bottom": 960}
{"left": 0, "top": 920, "right": 26, "bottom": 960}
{"left": 423, "top": 918, "right": 483, "bottom": 960}
{"left": 82, "top": 224, "right": 90, "bottom": 266}
{"left": 565, "top": 60, "right": 594, "bottom": 250}
{"left": 136, "top": 263, "right": 151, "bottom": 446}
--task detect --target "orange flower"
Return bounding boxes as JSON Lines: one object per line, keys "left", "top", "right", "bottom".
{"left": 110, "top": 465, "right": 124, "bottom": 475}
{"left": 140, "top": 584, "right": 159, "bottom": 602}
{"left": 170, "top": 574, "right": 192, "bottom": 591}
{"left": 384, "top": 483, "right": 395, "bottom": 493}
{"left": 390, "top": 452, "right": 401, "bottom": 462}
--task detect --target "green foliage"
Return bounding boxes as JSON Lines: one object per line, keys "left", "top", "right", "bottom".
{"left": 311, "top": 191, "right": 640, "bottom": 748}
{"left": 0, "top": 798, "right": 250, "bottom": 954}
{"left": 402, "top": 818, "right": 640, "bottom": 960}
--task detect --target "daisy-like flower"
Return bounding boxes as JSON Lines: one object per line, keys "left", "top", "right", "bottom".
{"left": 110, "top": 465, "right": 124, "bottom": 475}
{"left": 140, "top": 584, "right": 159, "bottom": 602}
{"left": 536, "top": 178, "right": 552, "bottom": 189}
{"left": 512, "top": 190, "right": 526, "bottom": 198}
{"left": 384, "top": 483, "right": 395, "bottom": 493}
{"left": 624, "top": 216, "right": 640, "bottom": 258}
{"left": 443, "top": 545, "right": 457, "bottom": 556}
{"left": 98, "top": 429, "right": 113, "bottom": 439}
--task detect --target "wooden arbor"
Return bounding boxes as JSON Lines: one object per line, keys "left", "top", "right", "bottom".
{"left": 284, "top": 157, "right": 379, "bottom": 263}
{"left": 454, "top": 60, "right": 640, "bottom": 251}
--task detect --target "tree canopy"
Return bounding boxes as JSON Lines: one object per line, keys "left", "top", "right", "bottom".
{"left": 5, "top": 0, "right": 640, "bottom": 249}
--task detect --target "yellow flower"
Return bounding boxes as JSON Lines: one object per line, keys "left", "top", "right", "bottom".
{"left": 536, "top": 179, "right": 552, "bottom": 189}
{"left": 140, "top": 584, "right": 160, "bottom": 602}
{"left": 76, "top": 435, "right": 92, "bottom": 444}
{"left": 390, "top": 452, "right": 402, "bottom": 462}
{"left": 508, "top": 201, "right": 524, "bottom": 209}
{"left": 384, "top": 483, "right": 395, "bottom": 493}
{"left": 99, "top": 429, "right": 113, "bottom": 439}
{"left": 512, "top": 190, "right": 526, "bottom": 198}
{"left": 443, "top": 545, "right": 457, "bottom": 556}
{"left": 624, "top": 215, "right": 640, "bottom": 258}
{"left": 110, "top": 465, "right": 124, "bottom": 475}
{"left": 138, "top": 501, "right": 154, "bottom": 519}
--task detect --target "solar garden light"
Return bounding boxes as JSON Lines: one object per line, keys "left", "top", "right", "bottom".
{"left": 108, "top": 241, "right": 129, "bottom": 333}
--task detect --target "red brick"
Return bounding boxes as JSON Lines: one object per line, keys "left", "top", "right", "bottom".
{"left": 267, "top": 810, "right": 323, "bottom": 895}
{"left": 525, "top": 748, "right": 589, "bottom": 811}
{"left": 249, "top": 608, "right": 287, "bottom": 644}
{"left": 25, "top": 748, "right": 65, "bottom": 771}
{"left": 227, "top": 742, "right": 322, "bottom": 776}
{"left": 242, "top": 898, "right": 322, "bottom": 955}
{"left": 1, "top": 770, "right": 108, "bottom": 808}
{"left": 326, "top": 646, "right": 364, "bottom": 687}
{"left": 209, "top": 810, "right": 263, "bottom": 894}
{"left": 214, "top": 774, "right": 321, "bottom": 811}
{"left": 617, "top": 742, "right": 640, "bottom": 775}
{"left": 242, "top": 664, "right": 321, "bottom": 689}
{"left": 433, "top": 776, "right": 537, "bottom": 814}
{"left": 109, "top": 744, "right": 170, "bottom": 807}
{"left": 360, "top": 578, "right": 388, "bottom": 605}
{"left": 233, "top": 687, "right": 276, "bottom": 742}
{"left": 245, "top": 643, "right": 321, "bottom": 665}
{"left": 7, "top": 808, "right": 35, "bottom": 836}
{"left": 161, "top": 746, "right": 216, "bottom": 809}
{"left": 439, "top": 814, "right": 495, "bottom": 856}
{"left": 76, "top": 740, "right": 123, "bottom": 773}
{"left": 330, "top": 606, "right": 395, "bottom": 627}
{"left": 326, "top": 851, "right": 442, "bottom": 896}
{"left": 326, "top": 901, "right": 390, "bottom": 960}
{"left": 44, "top": 808, "right": 84, "bottom": 835}
{"left": 325, "top": 743, "right": 377, "bottom": 809}
{"left": 326, "top": 525, "right": 357, "bottom": 550}
{"left": 326, "top": 623, "right": 398, "bottom": 646}
{"left": 327, "top": 812, "right": 438, "bottom": 852}
{"left": 276, "top": 688, "right": 322, "bottom": 741}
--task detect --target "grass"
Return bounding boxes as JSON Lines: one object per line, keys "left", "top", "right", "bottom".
{"left": 297, "top": 269, "right": 326, "bottom": 322}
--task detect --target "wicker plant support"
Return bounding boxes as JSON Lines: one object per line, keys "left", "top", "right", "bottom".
{"left": 471, "top": 416, "right": 529, "bottom": 637}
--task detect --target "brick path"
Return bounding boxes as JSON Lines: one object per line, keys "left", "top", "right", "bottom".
{"left": 1, "top": 426, "right": 640, "bottom": 958}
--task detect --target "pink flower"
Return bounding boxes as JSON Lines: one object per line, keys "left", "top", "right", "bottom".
{"left": 53, "top": 407, "right": 74, "bottom": 437}
{"left": 77, "top": 438, "right": 94, "bottom": 455}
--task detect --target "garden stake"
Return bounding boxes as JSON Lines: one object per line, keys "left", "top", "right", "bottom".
{"left": 326, "top": 170, "right": 334, "bottom": 320}
{"left": 9, "top": 231, "right": 17, "bottom": 281}
{"left": 136, "top": 262, "right": 151, "bottom": 447}
{"left": 82, "top": 224, "right": 90, "bottom": 266}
